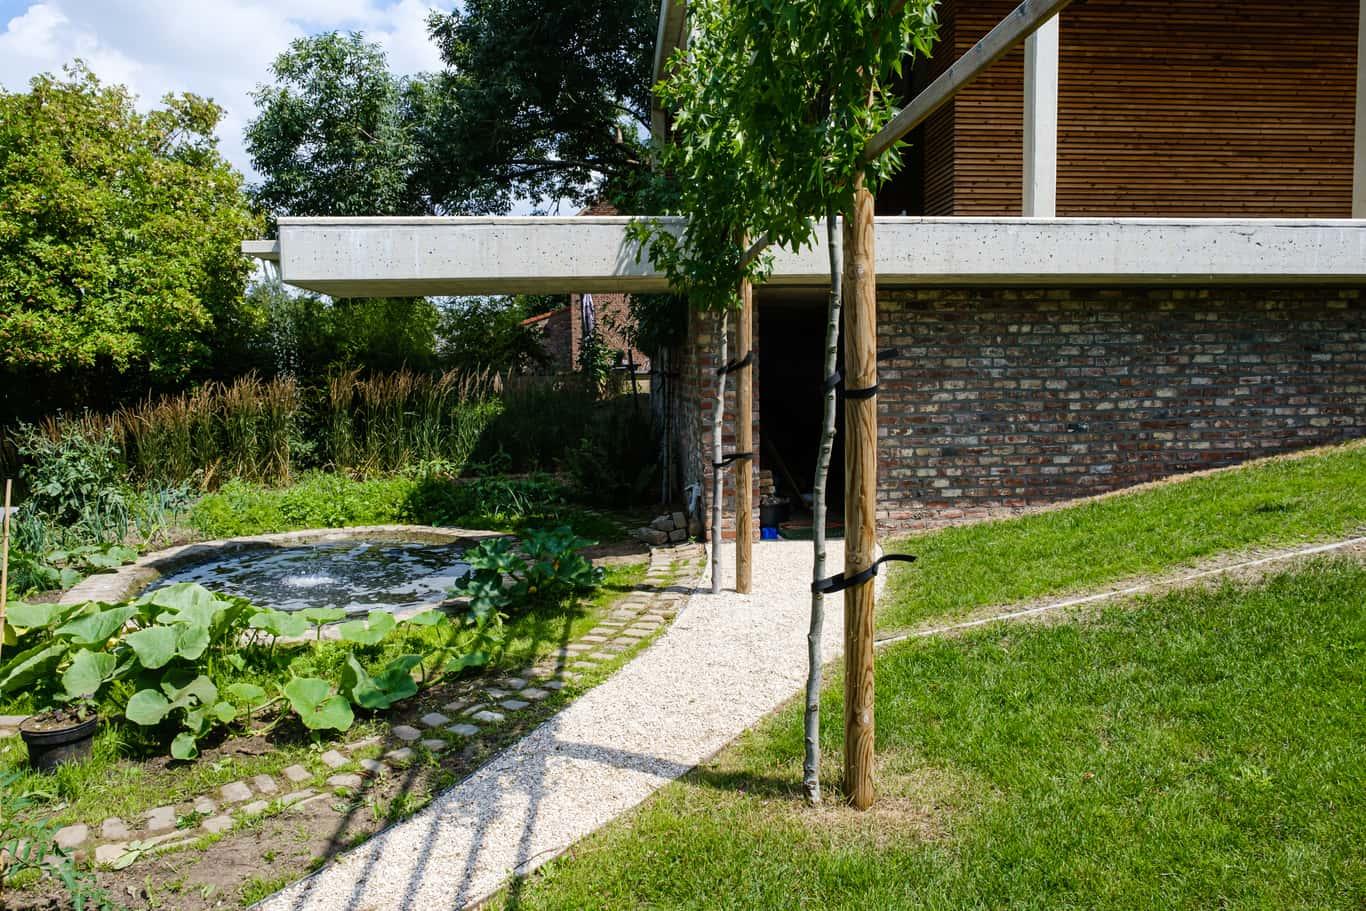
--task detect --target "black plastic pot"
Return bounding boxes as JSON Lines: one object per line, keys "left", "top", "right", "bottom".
{"left": 20, "top": 715, "right": 99, "bottom": 772}
{"left": 760, "top": 498, "right": 791, "bottom": 528}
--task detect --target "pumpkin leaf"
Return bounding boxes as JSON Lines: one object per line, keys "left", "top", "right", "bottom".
{"left": 170, "top": 732, "right": 199, "bottom": 761}
{"left": 249, "top": 609, "right": 309, "bottom": 639}
{"left": 0, "top": 642, "right": 69, "bottom": 694}
{"left": 402, "top": 610, "right": 449, "bottom": 629}
{"left": 61, "top": 649, "right": 117, "bottom": 699}
{"left": 125, "top": 689, "right": 171, "bottom": 726}
{"left": 299, "top": 607, "right": 347, "bottom": 626}
{"left": 124, "top": 626, "right": 179, "bottom": 670}
{"left": 337, "top": 610, "right": 397, "bottom": 646}
{"left": 54, "top": 606, "right": 137, "bottom": 648}
{"left": 283, "top": 677, "right": 354, "bottom": 731}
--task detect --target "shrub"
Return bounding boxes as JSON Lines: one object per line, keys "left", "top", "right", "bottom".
{"left": 565, "top": 395, "right": 659, "bottom": 507}
{"left": 473, "top": 376, "right": 598, "bottom": 472}
{"left": 13, "top": 421, "right": 130, "bottom": 545}
{"left": 191, "top": 473, "right": 414, "bottom": 539}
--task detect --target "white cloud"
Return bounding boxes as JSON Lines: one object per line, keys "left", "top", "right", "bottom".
{"left": 0, "top": 0, "right": 448, "bottom": 180}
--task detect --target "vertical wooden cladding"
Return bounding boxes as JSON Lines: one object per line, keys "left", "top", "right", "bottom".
{"left": 921, "top": 0, "right": 1359, "bottom": 217}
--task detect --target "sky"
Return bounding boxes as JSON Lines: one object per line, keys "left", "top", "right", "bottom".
{"left": 0, "top": 0, "right": 448, "bottom": 183}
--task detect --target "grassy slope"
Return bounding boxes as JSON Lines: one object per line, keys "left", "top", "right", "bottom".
{"left": 498, "top": 559, "right": 1366, "bottom": 910}
{"left": 880, "top": 441, "right": 1366, "bottom": 629}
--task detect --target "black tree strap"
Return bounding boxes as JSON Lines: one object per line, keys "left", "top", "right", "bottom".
{"left": 822, "top": 348, "right": 901, "bottom": 398}
{"left": 811, "top": 554, "right": 918, "bottom": 595}
{"left": 714, "top": 451, "right": 754, "bottom": 469}
{"left": 717, "top": 351, "right": 756, "bottom": 375}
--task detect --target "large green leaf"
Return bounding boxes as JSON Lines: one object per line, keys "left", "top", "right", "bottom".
{"left": 54, "top": 606, "right": 137, "bottom": 648}
{"left": 170, "top": 731, "right": 199, "bottom": 760}
{"left": 340, "top": 653, "right": 421, "bottom": 711}
{"left": 445, "top": 650, "right": 491, "bottom": 673}
{"left": 125, "top": 689, "right": 171, "bottom": 725}
{"left": 139, "top": 583, "right": 221, "bottom": 627}
{"left": 61, "top": 649, "right": 117, "bottom": 699}
{"left": 283, "top": 677, "right": 354, "bottom": 732}
{"left": 0, "top": 642, "right": 68, "bottom": 694}
{"left": 337, "top": 610, "right": 397, "bottom": 646}
{"left": 174, "top": 622, "right": 211, "bottom": 661}
{"left": 5, "top": 601, "right": 61, "bottom": 632}
{"left": 249, "top": 609, "right": 309, "bottom": 639}
{"left": 402, "top": 610, "right": 449, "bottom": 629}
{"left": 162, "top": 673, "right": 217, "bottom": 712}
{"left": 299, "top": 607, "right": 347, "bottom": 626}
{"left": 226, "top": 682, "right": 267, "bottom": 708}
{"left": 124, "top": 626, "right": 179, "bottom": 669}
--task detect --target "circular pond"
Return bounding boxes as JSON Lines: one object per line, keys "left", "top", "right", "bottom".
{"left": 145, "top": 538, "right": 471, "bottom": 615}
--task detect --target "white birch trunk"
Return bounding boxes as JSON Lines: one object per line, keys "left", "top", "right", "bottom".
{"left": 804, "top": 210, "right": 843, "bottom": 805}
{"left": 710, "top": 309, "right": 729, "bottom": 594}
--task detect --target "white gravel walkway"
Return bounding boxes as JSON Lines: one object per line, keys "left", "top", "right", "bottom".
{"left": 257, "top": 539, "right": 844, "bottom": 911}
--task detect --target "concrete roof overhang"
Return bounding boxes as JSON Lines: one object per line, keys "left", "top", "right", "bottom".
{"left": 244, "top": 216, "right": 1366, "bottom": 297}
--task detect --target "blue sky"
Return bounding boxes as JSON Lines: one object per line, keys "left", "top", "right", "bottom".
{"left": 0, "top": 0, "right": 447, "bottom": 180}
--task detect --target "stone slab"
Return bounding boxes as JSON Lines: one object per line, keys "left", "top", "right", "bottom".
{"left": 100, "top": 817, "right": 130, "bottom": 840}
{"left": 193, "top": 797, "right": 217, "bottom": 815}
{"left": 144, "top": 806, "right": 176, "bottom": 833}
{"left": 470, "top": 710, "right": 504, "bottom": 724}
{"left": 419, "top": 712, "right": 451, "bottom": 728}
{"left": 499, "top": 699, "right": 529, "bottom": 712}
{"left": 320, "top": 749, "right": 350, "bottom": 769}
{"left": 384, "top": 748, "right": 416, "bottom": 763}
{"left": 328, "top": 773, "right": 364, "bottom": 790}
{"left": 391, "top": 725, "right": 422, "bottom": 743}
{"left": 420, "top": 739, "right": 448, "bottom": 752}
{"left": 283, "top": 764, "right": 312, "bottom": 784}
{"left": 448, "top": 723, "right": 480, "bottom": 737}
{"left": 55, "top": 824, "right": 89, "bottom": 850}
{"left": 94, "top": 843, "right": 128, "bottom": 867}
{"left": 252, "top": 774, "right": 279, "bottom": 795}
{"left": 241, "top": 800, "right": 271, "bottom": 816}
{"left": 202, "top": 816, "right": 234, "bottom": 835}
{"left": 220, "top": 781, "right": 252, "bottom": 804}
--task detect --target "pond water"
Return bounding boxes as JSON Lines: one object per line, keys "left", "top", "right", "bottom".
{"left": 146, "top": 539, "right": 471, "bottom": 614}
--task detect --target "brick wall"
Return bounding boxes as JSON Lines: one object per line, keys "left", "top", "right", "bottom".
{"left": 876, "top": 286, "right": 1365, "bottom": 530}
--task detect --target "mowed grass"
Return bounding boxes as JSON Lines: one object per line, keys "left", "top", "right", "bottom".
{"left": 494, "top": 558, "right": 1366, "bottom": 910}
{"left": 880, "top": 440, "right": 1366, "bottom": 629}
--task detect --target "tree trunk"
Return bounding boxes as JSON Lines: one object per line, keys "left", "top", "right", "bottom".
{"left": 711, "top": 309, "right": 729, "bottom": 594}
{"left": 804, "top": 209, "right": 843, "bottom": 805}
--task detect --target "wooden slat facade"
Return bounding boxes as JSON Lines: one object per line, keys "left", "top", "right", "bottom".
{"left": 918, "top": 0, "right": 1359, "bottom": 217}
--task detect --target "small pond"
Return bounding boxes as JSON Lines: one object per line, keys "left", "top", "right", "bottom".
{"left": 146, "top": 539, "right": 471, "bottom": 615}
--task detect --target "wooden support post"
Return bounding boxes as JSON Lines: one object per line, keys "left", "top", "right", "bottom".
{"left": 735, "top": 273, "right": 754, "bottom": 593}
{"left": 842, "top": 176, "right": 878, "bottom": 810}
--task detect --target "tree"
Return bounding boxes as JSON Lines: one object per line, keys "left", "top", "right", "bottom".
{"left": 437, "top": 297, "right": 551, "bottom": 375}
{"left": 422, "top": 0, "right": 657, "bottom": 213}
{"left": 640, "top": 0, "right": 939, "bottom": 804}
{"left": 0, "top": 64, "right": 262, "bottom": 385}
{"left": 246, "top": 32, "right": 428, "bottom": 220}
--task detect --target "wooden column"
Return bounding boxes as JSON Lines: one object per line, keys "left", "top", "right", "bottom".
{"left": 842, "top": 176, "right": 878, "bottom": 809}
{"left": 735, "top": 273, "right": 754, "bottom": 593}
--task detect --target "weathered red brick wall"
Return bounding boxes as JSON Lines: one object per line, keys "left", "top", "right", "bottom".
{"left": 876, "top": 286, "right": 1365, "bottom": 530}
{"left": 569, "top": 292, "right": 651, "bottom": 373}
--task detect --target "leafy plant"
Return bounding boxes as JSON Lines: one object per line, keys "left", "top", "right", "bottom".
{"left": 453, "top": 527, "right": 604, "bottom": 618}
{"left": 337, "top": 610, "right": 397, "bottom": 646}
{"left": 283, "top": 677, "right": 354, "bottom": 732}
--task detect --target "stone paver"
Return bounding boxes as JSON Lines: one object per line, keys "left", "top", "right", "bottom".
{"left": 542, "top": 680, "right": 566, "bottom": 691}
{"left": 145, "top": 806, "right": 176, "bottom": 833}
{"left": 241, "top": 800, "right": 271, "bottom": 816}
{"left": 281, "top": 790, "right": 315, "bottom": 807}
{"left": 347, "top": 736, "right": 381, "bottom": 752}
{"left": 220, "top": 781, "right": 252, "bottom": 803}
{"left": 499, "top": 699, "right": 529, "bottom": 712}
{"left": 442, "top": 701, "right": 471, "bottom": 714}
{"left": 283, "top": 764, "right": 312, "bottom": 784}
{"left": 320, "top": 749, "right": 350, "bottom": 769}
{"left": 470, "top": 710, "right": 504, "bottom": 724}
{"left": 484, "top": 688, "right": 510, "bottom": 699}
{"left": 55, "top": 824, "right": 89, "bottom": 850}
{"left": 447, "top": 723, "right": 479, "bottom": 737}
{"left": 95, "top": 843, "right": 128, "bottom": 866}
{"left": 202, "top": 816, "right": 234, "bottom": 835}
{"left": 100, "top": 817, "right": 130, "bottom": 840}
{"left": 327, "top": 773, "right": 364, "bottom": 790}
{"left": 419, "top": 712, "right": 451, "bottom": 728}
{"left": 358, "top": 758, "right": 385, "bottom": 776}
{"left": 384, "top": 747, "right": 416, "bottom": 763}
{"left": 420, "top": 739, "right": 448, "bottom": 752}
{"left": 520, "top": 688, "right": 550, "bottom": 700}
{"left": 253, "top": 774, "right": 279, "bottom": 795}
{"left": 499, "top": 678, "right": 527, "bottom": 690}
{"left": 390, "top": 725, "right": 422, "bottom": 743}
{"left": 194, "top": 797, "right": 217, "bottom": 815}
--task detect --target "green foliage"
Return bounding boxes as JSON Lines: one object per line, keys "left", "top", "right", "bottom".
{"left": 13, "top": 422, "right": 129, "bottom": 543}
{"left": 336, "top": 610, "right": 398, "bottom": 647}
{"left": 472, "top": 378, "right": 599, "bottom": 473}
{"left": 246, "top": 32, "right": 426, "bottom": 221}
{"left": 191, "top": 473, "right": 414, "bottom": 539}
{"left": 633, "top": 0, "right": 940, "bottom": 309}
{"left": 437, "top": 297, "right": 552, "bottom": 375}
{"left": 0, "top": 64, "right": 261, "bottom": 381}
{"left": 423, "top": 0, "right": 657, "bottom": 211}
{"left": 282, "top": 677, "right": 354, "bottom": 732}
{"left": 0, "top": 770, "right": 116, "bottom": 907}
{"left": 454, "top": 528, "right": 604, "bottom": 619}
{"left": 564, "top": 397, "right": 658, "bottom": 507}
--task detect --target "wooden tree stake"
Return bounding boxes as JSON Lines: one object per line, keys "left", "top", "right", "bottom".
{"left": 842, "top": 177, "right": 878, "bottom": 810}
{"left": 735, "top": 272, "right": 755, "bottom": 593}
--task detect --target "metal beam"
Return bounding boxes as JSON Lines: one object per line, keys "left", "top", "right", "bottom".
{"left": 864, "top": 0, "right": 1075, "bottom": 163}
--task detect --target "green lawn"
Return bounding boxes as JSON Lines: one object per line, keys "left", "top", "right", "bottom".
{"left": 495, "top": 558, "right": 1366, "bottom": 910}
{"left": 880, "top": 441, "right": 1366, "bottom": 629}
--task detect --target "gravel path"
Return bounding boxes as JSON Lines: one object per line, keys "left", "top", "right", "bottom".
{"left": 257, "top": 539, "right": 841, "bottom": 911}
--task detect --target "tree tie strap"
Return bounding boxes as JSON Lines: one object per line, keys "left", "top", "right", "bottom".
{"left": 822, "top": 348, "right": 901, "bottom": 398}
{"left": 717, "top": 351, "right": 756, "bottom": 375}
{"left": 714, "top": 451, "right": 754, "bottom": 469}
{"left": 811, "top": 554, "right": 917, "bottom": 595}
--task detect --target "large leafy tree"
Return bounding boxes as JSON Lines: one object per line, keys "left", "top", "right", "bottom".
{"left": 641, "top": 0, "right": 940, "bottom": 803}
{"left": 423, "top": 0, "right": 657, "bottom": 212}
{"left": 0, "top": 64, "right": 262, "bottom": 385}
{"left": 246, "top": 32, "right": 428, "bottom": 219}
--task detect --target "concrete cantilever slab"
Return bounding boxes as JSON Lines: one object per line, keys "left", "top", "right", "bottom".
{"left": 243, "top": 216, "right": 1366, "bottom": 297}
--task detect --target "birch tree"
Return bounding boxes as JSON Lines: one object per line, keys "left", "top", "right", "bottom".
{"left": 635, "top": 0, "right": 939, "bottom": 802}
